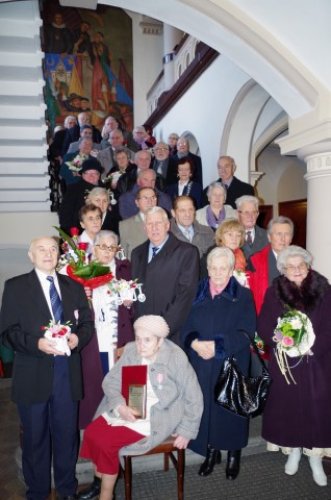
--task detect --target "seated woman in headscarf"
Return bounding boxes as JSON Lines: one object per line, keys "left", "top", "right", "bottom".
{"left": 78, "top": 315, "right": 203, "bottom": 500}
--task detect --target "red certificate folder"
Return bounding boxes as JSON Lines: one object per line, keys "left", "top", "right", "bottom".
{"left": 121, "top": 365, "right": 147, "bottom": 403}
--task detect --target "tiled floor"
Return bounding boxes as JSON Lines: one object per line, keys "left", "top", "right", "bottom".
{"left": 1, "top": 378, "right": 331, "bottom": 500}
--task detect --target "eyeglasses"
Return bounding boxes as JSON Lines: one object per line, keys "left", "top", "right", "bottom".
{"left": 95, "top": 244, "right": 118, "bottom": 252}
{"left": 238, "top": 211, "right": 258, "bottom": 217}
{"left": 154, "top": 147, "right": 168, "bottom": 152}
{"left": 285, "top": 263, "right": 307, "bottom": 273}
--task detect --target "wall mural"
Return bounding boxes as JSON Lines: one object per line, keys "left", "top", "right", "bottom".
{"left": 41, "top": 0, "right": 133, "bottom": 131}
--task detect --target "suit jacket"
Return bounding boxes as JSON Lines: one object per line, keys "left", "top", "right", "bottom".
{"left": 131, "top": 233, "right": 199, "bottom": 343}
{"left": 119, "top": 213, "right": 147, "bottom": 259}
{"left": 152, "top": 156, "right": 178, "bottom": 186}
{"left": 166, "top": 181, "right": 203, "bottom": 208}
{"left": 119, "top": 184, "right": 172, "bottom": 220}
{"left": 202, "top": 176, "right": 255, "bottom": 208}
{"left": 0, "top": 270, "right": 94, "bottom": 404}
{"left": 241, "top": 225, "right": 269, "bottom": 259}
{"left": 62, "top": 124, "right": 102, "bottom": 155}
{"left": 170, "top": 219, "right": 215, "bottom": 258}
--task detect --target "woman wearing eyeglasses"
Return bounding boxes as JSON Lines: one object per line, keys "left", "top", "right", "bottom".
{"left": 258, "top": 245, "right": 331, "bottom": 487}
{"left": 91, "top": 230, "right": 134, "bottom": 375}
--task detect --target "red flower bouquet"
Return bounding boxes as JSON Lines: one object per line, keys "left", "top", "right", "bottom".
{"left": 55, "top": 226, "right": 114, "bottom": 289}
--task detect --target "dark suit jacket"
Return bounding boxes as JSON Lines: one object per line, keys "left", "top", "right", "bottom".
{"left": 131, "top": 233, "right": 199, "bottom": 343}
{"left": 241, "top": 225, "right": 269, "bottom": 260}
{"left": 166, "top": 181, "right": 203, "bottom": 208}
{"left": 0, "top": 270, "right": 94, "bottom": 404}
{"left": 59, "top": 178, "right": 102, "bottom": 233}
{"left": 203, "top": 176, "right": 255, "bottom": 208}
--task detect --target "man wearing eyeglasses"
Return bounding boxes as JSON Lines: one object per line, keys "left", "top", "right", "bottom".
{"left": 152, "top": 141, "right": 177, "bottom": 186}
{"left": 236, "top": 195, "right": 268, "bottom": 259}
{"left": 118, "top": 169, "right": 172, "bottom": 220}
{"left": 119, "top": 187, "right": 158, "bottom": 258}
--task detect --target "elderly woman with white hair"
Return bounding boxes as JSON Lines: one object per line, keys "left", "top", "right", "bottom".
{"left": 195, "top": 182, "right": 237, "bottom": 231}
{"left": 86, "top": 186, "right": 119, "bottom": 234}
{"left": 258, "top": 245, "right": 331, "bottom": 487}
{"left": 181, "top": 247, "right": 256, "bottom": 480}
{"left": 79, "top": 315, "right": 203, "bottom": 500}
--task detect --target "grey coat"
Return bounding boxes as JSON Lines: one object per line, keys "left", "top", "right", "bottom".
{"left": 241, "top": 224, "right": 268, "bottom": 260}
{"left": 95, "top": 339, "right": 203, "bottom": 458}
{"left": 170, "top": 219, "right": 215, "bottom": 258}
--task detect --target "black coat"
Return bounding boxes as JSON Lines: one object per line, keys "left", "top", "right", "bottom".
{"left": 181, "top": 277, "right": 256, "bottom": 455}
{"left": 0, "top": 270, "right": 93, "bottom": 404}
{"left": 203, "top": 176, "right": 255, "bottom": 208}
{"left": 258, "top": 271, "right": 331, "bottom": 449}
{"left": 131, "top": 233, "right": 199, "bottom": 343}
{"left": 59, "top": 179, "right": 102, "bottom": 233}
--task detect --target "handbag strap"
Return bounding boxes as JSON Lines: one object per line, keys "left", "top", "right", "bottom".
{"left": 239, "top": 330, "right": 269, "bottom": 372}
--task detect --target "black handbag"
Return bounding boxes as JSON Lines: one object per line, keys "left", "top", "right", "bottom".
{"left": 214, "top": 331, "right": 271, "bottom": 418}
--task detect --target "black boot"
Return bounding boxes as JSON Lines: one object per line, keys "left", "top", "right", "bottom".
{"left": 198, "top": 444, "right": 221, "bottom": 476}
{"left": 226, "top": 450, "right": 241, "bottom": 480}
{"left": 78, "top": 477, "right": 101, "bottom": 500}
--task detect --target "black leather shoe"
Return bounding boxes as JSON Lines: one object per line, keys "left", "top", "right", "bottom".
{"left": 78, "top": 477, "right": 101, "bottom": 500}
{"left": 226, "top": 450, "right": 241, "bottom": 480}
{"left": 198, "top": 445, "right": 221, "bottom": 476}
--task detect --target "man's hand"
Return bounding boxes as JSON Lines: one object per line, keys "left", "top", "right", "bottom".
{"left": 38, "top": 338, "right": 65, "bottom": 356}
{"left": 67, "top": 333, "right": 79, "bottom": 350}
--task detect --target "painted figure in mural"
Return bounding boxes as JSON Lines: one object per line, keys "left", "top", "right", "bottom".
{"left": 45, "top": 12, "right": 73, "bottom": 54}
{"left": 73, "top": 20, "right": 95, "bottom": 65}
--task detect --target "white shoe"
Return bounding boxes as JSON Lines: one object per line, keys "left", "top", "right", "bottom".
{"left": 285, "top": 448, "right": 302, "bottom": 475}
{"left": 309, "top": 456, "right": 327, "bottom": 487}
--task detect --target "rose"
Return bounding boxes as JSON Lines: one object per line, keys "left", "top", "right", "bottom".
{"left": 289, "top": 318, "right": 303, "bottom": 329}
{"left": 70, "top": 227, "right": 79, "bottom": 236}
{"left": 282, "top": 336, "right": 294, "bottom": 347}
{"left": 78, "top": 242, "right": 89, "bottom": 251}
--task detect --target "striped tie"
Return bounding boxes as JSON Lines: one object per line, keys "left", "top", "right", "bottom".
{"left": 47, "top": 276, "right": 63, "bottom": 323}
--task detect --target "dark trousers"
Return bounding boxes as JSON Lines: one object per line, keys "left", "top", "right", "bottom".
{"left": 17, "top": 357, "right": 79, "bottom": 500}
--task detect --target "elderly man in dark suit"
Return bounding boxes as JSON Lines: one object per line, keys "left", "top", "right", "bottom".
{"left": 203, "top": 156, "right": 254, "bottom": 208}
{"left": 0, "top": 237, "right": 94, "bottom": 500}
{"left": 236, "top": 195, "right": 269, "bottom": 259}
{"left": 131, "top": 206, "right": 199, "bottom": 344}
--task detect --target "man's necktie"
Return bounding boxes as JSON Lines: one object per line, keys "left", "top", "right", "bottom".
{"left": 47, "top": 276, "right": 63, "bottom": 323}
{"left": 151, "top": 246, "right": 159, "bottom": 259}
{"left": 184, "top": 228, "right": 192, "bottom": 242}
{"left": 246, "top": 231, "right": 253, "bottom": 245}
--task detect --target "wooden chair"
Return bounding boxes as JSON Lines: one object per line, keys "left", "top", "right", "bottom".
{"left": 122, "top": 436, "right": 185, "bottom": 500}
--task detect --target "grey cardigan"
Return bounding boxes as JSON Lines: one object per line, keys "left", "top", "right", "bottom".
{"left": 95, "top": 339, "right": 203, "bottom": 458}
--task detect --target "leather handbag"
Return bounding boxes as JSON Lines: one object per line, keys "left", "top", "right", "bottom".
{"left": 214, "top": 331, "right": 271, "bottom": 418}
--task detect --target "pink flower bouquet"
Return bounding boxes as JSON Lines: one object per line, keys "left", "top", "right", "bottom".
{"left": 42, "top": 320, "right": 72, "bottom": 356}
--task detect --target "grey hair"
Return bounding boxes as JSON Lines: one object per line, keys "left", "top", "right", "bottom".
{"left": 277, "top": 245, "right": 312, "bottom": 274}
{"left": 64, "top": 115, "right": 76, "bottom": 127}
{"left": 207, "top": 246, "right": 235, "bottom": 271}
{"left": 137, "top": 168, "right": 156, "bottom": 180}
{"left": 134, "top": 149, "right": 152, "bottom": 162}
{"left": 94, "top": 230, "right": 118, "bottom": 245}
{"left": 235, "top": 195, "right": 259, "bottom": 211}
{"left": 145, "top": 206, "right": 168, "bottom": 222}
{"left": 267, "top": 216, "right": 294, "bottom": 236}
{"left": 86, "top": 187, "right": 110, "bottom": 202}
{"left": 207, "top": 182, "right": 227, "bottom": 202}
